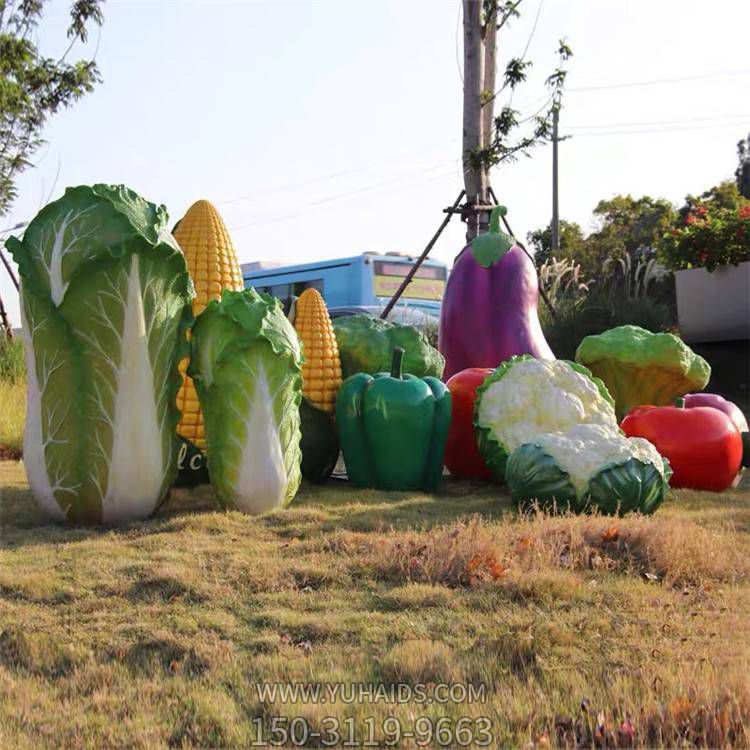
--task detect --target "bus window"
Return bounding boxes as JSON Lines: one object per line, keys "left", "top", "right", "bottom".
{"left": 292, "top": 279, "right": 324, "bottom": 296}
{"left": 270, "top": 283, "right": 291, "bottom": 299}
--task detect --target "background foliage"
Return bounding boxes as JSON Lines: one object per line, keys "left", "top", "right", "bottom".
{"left": 528, "top": 195, "right": 675, "bottom": 278}
{"left": 658, "top": 181, "right": 750, "bottom": 271}
{"left": 0, "top": 0, "right": 104, "bottom": 215}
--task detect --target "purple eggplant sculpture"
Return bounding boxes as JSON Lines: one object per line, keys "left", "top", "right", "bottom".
{"left": 439, "top": 205, "right": 554, "bottom": 380}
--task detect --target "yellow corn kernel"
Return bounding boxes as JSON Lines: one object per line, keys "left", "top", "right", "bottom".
{"left": 174, "top": 199, "right": 244, "bottom": 449}
{"left": 293, "top": 288, "right": 343, "bottom": 413}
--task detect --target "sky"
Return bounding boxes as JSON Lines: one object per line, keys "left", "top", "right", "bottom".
{"left": 1, "top": 0, "right": 748, "bottom": 328}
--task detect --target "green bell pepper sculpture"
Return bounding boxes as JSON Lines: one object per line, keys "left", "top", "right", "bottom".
{"left": 336, "top": 347, "right": 451, "bottom": 491}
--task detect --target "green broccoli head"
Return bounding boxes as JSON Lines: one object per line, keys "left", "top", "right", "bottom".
{"left": 332, "top": 314, "right": 444, "bottom": 379}
{"left": 575, "top": 325, "right": 710, "bottom": 420}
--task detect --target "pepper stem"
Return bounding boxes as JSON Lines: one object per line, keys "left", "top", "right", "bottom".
{"left": 674, "top": 397, "right": 685, "bottom": 408}
{"left": 390, "top": 347, "right": 405, "bottom": 379}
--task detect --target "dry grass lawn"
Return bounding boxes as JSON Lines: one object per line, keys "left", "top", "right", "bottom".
{"left": 0, "top": 460, "right": 749, "bottom": 749}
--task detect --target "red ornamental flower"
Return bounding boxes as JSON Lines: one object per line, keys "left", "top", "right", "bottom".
{"left": 686, "top": 214, "right": 696, "bottom": 225}
{"left": 696, "top": 206, "right": 707, "bottom": 217}
{"left": 739, "top": 205, "right": 750, "bottom": 219}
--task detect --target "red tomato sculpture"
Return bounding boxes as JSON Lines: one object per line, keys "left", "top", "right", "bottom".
{"left": 621, "top": 401, "right": 744, "bottom": 492}
{"left": 444, "top": 368, "right": 493, "bottom": 479}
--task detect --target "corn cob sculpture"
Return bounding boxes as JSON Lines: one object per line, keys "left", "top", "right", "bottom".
{"left": 293, "top": 288, "right": 342, "bottom": 412}
{"left": 294, "top": 288, "right": 342, "bottom": 482}
{"left": 174, "top": 200, "right": 244, "bottom": 449}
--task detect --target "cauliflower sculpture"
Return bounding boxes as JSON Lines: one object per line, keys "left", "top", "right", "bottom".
{"left": 505, "top": 423, "right": 671, "bottom": 515}
{"left": 575, "top": 325, "right": 710, "bottom": 420}
{"left": 474, "top": 356, "right": 617, "bottom": 481}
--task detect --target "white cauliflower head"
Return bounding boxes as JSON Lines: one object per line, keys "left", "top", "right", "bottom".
{"left": 531, "top": 423, "right": 666, "bottom": 498}
{"left": 476, "top": 357, "right": 618, "bottom": 456}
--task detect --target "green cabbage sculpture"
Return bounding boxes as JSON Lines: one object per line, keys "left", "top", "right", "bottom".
{"left": 474, "top": 355, "right": 617, "bottom": 481}
{"left": 189, "top": 288, "right": 303, "bottom": 514}
{"left": 7, "top": 185, "right": 193, "bottom": 524}
{"left": 332, "top": 314, "right": 444, "bottom": 379}
{"left": 575, "top": 325, "right": 710, "bottom": 420}
{"left": 505, "top": 423, "right": 671, "bottom": 515}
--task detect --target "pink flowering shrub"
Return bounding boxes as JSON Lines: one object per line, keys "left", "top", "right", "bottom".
{"left": 659, "top": 202, "right": 750, "bottom": 272}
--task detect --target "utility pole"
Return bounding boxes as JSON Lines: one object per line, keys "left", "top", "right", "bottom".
{"left": 550, "top": 105, "right": 560, "bottom": 254}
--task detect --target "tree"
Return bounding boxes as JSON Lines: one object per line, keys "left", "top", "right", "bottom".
{"left": 588, "top": 195, "right": 675, "bottom": 260}
{"left": 737, "top": 132, "right": 750, "bottom": 199}
{"left": 528, "top": 195, "right": 676, "bottom": 277}
{"left": 0, "top": 0, "right": 104, "bottom": 216}
{"left": 527, "top": 219, "right": 585, "bottom": 266}
{"left": 461, "top": 0, "right": 572, "bottom": 240}
{"left": 676, "top": 180, "right": 747, "bottom": 222}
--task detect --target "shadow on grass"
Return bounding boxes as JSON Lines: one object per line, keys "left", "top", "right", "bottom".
{"left": 4, "top": 458, "right": 749, "bottom": 548}
{"left": 0, "top": 462, "right": 512, "bottom": 548}
{"left": 264, "top": 476, "right": 514, "bottom": 535}
{"left": 0, "top": 470, "right": 219, "bottom": 549}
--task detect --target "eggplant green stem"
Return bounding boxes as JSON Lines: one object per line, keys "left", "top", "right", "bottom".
{"left": 489, "top": 205, "right": 508, "bottom": 234}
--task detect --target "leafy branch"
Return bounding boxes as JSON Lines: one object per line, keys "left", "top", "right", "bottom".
{"left": 0, "top": 0, "right": 104, "bottom": 215}
{"left": 472, "top": 37, "right": 573, "bottom": 171}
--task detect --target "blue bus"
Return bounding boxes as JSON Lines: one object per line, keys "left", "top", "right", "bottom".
{"left": 241, "top": 252, "right": 447, "bottom": 317}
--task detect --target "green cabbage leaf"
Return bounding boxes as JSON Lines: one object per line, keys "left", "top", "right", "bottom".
{"left": 189, "top": 288, "right": 303, "bottom": 514}
{"left": 332, "top": 314, "right": 444, "bottom": 379}
{"left": 7, "top": 185, "right": 193, "bottom": 524}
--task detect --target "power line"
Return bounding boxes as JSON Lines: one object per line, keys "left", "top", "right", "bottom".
{"left": 519, "top": 0, "right": 545, "bottom": 60}
{"left": 229, "top": 164, "right": 458, "bottom": 232}
{"left": 508, "top": 0, "right": 545, "bottom": 109}
{"left": 217, "top": 139, "right": 457, "bottom": 207}
{"left": 568, "top": 67, "right": 750, "bottom": 92}
{"left": 298, "top": 161, "right": 453, "bottom": 209}
{"left": 566, "top": 112, "right": 750, "bottom": 131}
{"left": 565, "top": 120, "right": 747, "bottom": 138}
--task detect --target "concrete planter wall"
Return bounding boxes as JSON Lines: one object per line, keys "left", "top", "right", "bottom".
{"left": 675, "top": 261, "right": 750, "bottom": 343}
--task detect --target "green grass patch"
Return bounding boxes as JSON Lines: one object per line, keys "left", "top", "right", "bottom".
{"left": 0, "top": 336, "right": 25, "bottom": 458}
{"left": 0, "top": 460, "right": 749, "bottom": 748}
{"left": 0, "top": 381, "right": 24, "bottom": 458}
{"left": 0, "top": 335, "right": 24, "bottom": 384}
